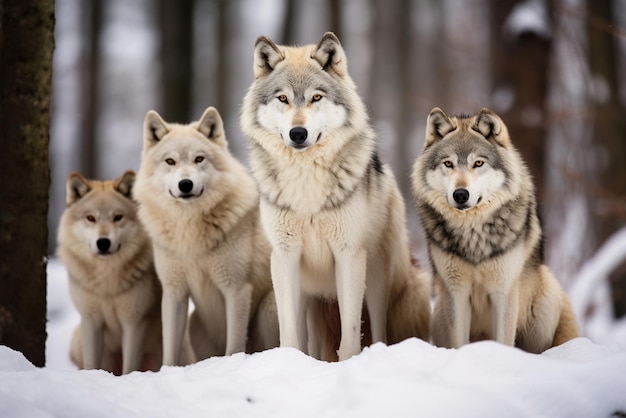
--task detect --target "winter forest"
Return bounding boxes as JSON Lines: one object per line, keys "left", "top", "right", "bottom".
{"left": 1, "top": 0, "right": 626, "bottom": 416}
{"left": 49, "top": 0, "right": 626, "bottom": 334}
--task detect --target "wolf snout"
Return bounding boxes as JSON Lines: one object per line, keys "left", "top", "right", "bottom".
{"left": 178, "top": 179, "right": 194, "bottom": 193}
{"left": 289, "top": 127, "right": 308, "bottom": 145}
{"left": 96, "top": 238, "right": 111, "bottom": 254}
{"left": 453, "top": 188, "right": 470, "bottom": 205}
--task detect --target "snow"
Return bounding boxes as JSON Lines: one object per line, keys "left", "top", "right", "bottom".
{"left": 504, "top": 0, "right": 552, "bottom": 39}
{"left": 0, "top": 259, "right": 624, "bottom": 417}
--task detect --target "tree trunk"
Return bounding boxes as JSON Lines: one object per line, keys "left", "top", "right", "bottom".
{"left": 159, "top": 0, "right": 194, "bottom": 123}
{"left": 79, "top": 0, "right": 102, "bottom": 178}
{"left": 586, "top": 0, "right": 626, "bottom": 318}
{"left": 0, "top": 0, "right": 54, "bottom": 367}
{"left": 489, "top": 0, "right": 553, "bottom": 206}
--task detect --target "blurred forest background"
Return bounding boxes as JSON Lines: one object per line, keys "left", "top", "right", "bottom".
{"left": 49, "top": 0, "right": 626, "bottom": 328}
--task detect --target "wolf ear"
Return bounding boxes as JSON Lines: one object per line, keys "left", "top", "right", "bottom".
{"left": 425, "top": 107, "right": 455, "bottom": 147}
{"left": 197, "top": 106, "right": 227, "bottom": 146}
{"left": 473, "top": 108, "right": 510, "bottom": 148}
{"left": 114, "top": 170, "right": 135, "bottom": 198}
{"left": 66, "top": 172, "right": 91, "bottom": 205}
{"left": 253, "top": 36, "right": 285, "bottom": 78}
{"left": 143, "top": 110, "right": 169, "bottom": 149}
{"left": 312, "top": 32, "right": 347, "bottom": 77}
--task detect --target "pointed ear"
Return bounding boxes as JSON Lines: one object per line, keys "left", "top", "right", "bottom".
{"left": 143, "top": 110, "right": 169, "bottom": 149}
{"left": 253, "top": 35, "right": 285, "bottom": 78}
{"left": 66, "top": 172, "right": 91, "bottom": 205}
{"left": 312, "top": 32, "right": 347, "bottom": 76}
{"left": 114, "top": 170, "right": 135, "bottom": 198}
{"left": 425, "top": 107, "right": 455, "bottom": 147}
{"left": 197, "top": 106, "right": 227, "bottom": 146}
{"left": 473, "top": 108, "right": 510, "bottom": 148}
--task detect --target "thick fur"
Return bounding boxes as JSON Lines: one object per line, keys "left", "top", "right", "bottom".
{"left": 134, "top": 107, "right": 278, "bottom": 365}
{"left": 411, "top": 107, "right": 579, "bottom": 353}
{"left": 57, "top": 171, "right": 168, "bottom": 375}
{"left": 241, "top": 32, "right": 430, "bottom": 361}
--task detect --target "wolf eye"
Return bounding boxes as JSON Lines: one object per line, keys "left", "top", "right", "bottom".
{"left": 277, "top": 95, "right": 288, "bottom": 103}
{"left": 474, "top": 160, "right": 484, "bottom": 168}
{"left": 312, "top": 94, "right": 322, "bottom": 103}
{"left": 443, "top": 161, "right": 454, "bottom": 168}
{"left": 113, "top": 214, "right": 123, "bottom": 222}
{"left": 195, "top": 156, "right": 204, "bottom": 164}
{"left": 86, "top": 215, "right": 96, "bottom": 223}
{"left": 165, "top": 158, "right": 175, "bottom": 166}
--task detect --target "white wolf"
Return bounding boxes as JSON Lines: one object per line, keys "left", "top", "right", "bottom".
{"left": 134, "top": 107, "right": 278, "bottom": 365}
{"left": 241, "top": 32, "right": 430, "bottom": 361}
{"left": 411, "top": 107, "right": 579, "bottom": 353}
{"left": 57, "top": 170, "right": 167, "bottom": 374}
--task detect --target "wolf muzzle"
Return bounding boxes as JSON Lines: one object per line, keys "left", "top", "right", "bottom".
{"left": 289, "top": 127, "right": 308, "bottom": 145}
{"left": 178, "top": 179, "right": 194, "bottom": 194}
{"left": 453, "top": 188, "right": 470, "bottom": 205}
{"left": 97, "top": 238, "right": 111, "bottom": 254}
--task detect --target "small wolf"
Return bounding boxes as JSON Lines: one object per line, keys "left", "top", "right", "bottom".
{"left": 411, "top": 107, "right": 578, "bottom": 353}
{"left": 241, "top": 32, "right": 430, "bottom": 361}
{"left": 57, "top": 170, "right": 166, "bottom": 374}
{"left": 134, "top": 106, "right": 278, "bottom": 365}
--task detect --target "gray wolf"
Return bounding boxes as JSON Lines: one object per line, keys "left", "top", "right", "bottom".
{"left": 241, "top": 32, "right": 430, "bottom": 361}
{"left": 411, "top": 107, "right": 578, "bottom": 353}
{"left": 57, "top": 170, "right": 167, "bottom": 374}
{"left": 134, "top": 106, "right": 279, "bottom": 365}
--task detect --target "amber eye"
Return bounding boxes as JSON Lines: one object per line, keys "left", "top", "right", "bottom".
{"left": 474, "top": 160, "right": 484, "bottom": 168}
{"left": 165, "top": 158, "right": 175, "bottom": 166}
{"left": 443, "top": 161, "right": 453, "bottom": 168}
{"left": 113, "top": 214, "right": 123, "bottom": 222}
{"left": 312, "top": 94, "right": 322, "bottom": 102}
{"left": 277, "top": 95, "right": 288, "bottom": 103}
{"left": 195, "top": 156, "right": 204, "bottom": 164}
{"left": 86, "top": 215, "right": 96, "bottom": 223}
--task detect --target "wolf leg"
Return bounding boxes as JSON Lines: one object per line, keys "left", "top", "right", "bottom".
{"left": 365, "top": 262, "right": 388, "bottom": 344}
{"left": 80, "top": 319, "right": 104, "bottom": 370}
{"left": 336, "top": 248, "right": 367, "bottom": 360}
{"left": 447, "top": 283, "right": 472, "bottom": 348}
{"left": 223, "top": 282, "right": 253, "bottom": 356}
{"left": 161, "top": 285, "right": 189, "bottom": 366}
{"left": 122, "top": 320, "right": 148, "bottom": 374}
{"left": 271, "top": 247, "right": 303, "bottom": 350}
{"left": 491, "top": 287, "right": 519, "bottom": 346}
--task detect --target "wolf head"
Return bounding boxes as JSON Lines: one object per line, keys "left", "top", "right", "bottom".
{"left": 62, "top": 170, "right": 139, "bottom": 256}
{"left": 241, "top": 32, "right": 367, "bottom": 153}
{"left": 415, "top": 107, "right": 521, "bottom": 212}
{"left": 138, "top": 107, "right": 231, "bottom": 203}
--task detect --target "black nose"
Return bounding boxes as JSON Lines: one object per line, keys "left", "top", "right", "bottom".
{"left": 97, "top": 238, "right": 111, "bottom": 253}
{"left": 289, "top": 127, "right": 308, "bottom": 145}
{"left": 179, "top": 179, "right": 193, "bottom": 193}
{"left": 453, "top": 189, "right": 470, "bottom": 205}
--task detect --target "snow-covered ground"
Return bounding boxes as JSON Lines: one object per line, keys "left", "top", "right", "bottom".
{"left": 0, "top": 258, "right": 625, "bottom": 417}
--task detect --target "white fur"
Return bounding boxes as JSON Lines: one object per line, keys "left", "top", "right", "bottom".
{"left": 134, "top": 107, "right": 278, "bottom": 365}
{"left": 242, "top": 33, "right": 430, "bottom": 361}
{"left": 57, "top": 171, "right": 178, "bottom": 375}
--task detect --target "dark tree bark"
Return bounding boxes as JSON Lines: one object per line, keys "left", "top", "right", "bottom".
{"left": 159, "top": 0, "right": 194, "bottom": 123}
{"left": 489, "top": 0, "right": 553, "bottom": 205}
{"left": 327, "top": 0, "right": 342, "bottom": 41}
{"left": 0, "top": 0, "right": 54, "bottom": 367}
{"left": 585, "top": 0, "right": 626, "bottom": 318}
{"left": 281, "top": 0, "right": 296, "bottom": 44}
{"left": 79, "top": 0, "right": 102, "bottom": 178}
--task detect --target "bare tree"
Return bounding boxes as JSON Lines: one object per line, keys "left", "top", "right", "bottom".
{"left": 159, "top": 0, "right": 194, "bottom": 122}
{"left": 489, "top": 0, "right": 553, "bottom": 205}
{"left": 0, "top": 0, "right": 55, "bottom": 367}
{"left": 79, "top": 0, "right": 103, "bottom": 178}
{"left": 585, "top": 0, "right": 626, "bottom": 318}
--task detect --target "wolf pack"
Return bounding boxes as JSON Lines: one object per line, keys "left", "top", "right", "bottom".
{"left": 56, "top": 32, "right": 579, "bottom": 375}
